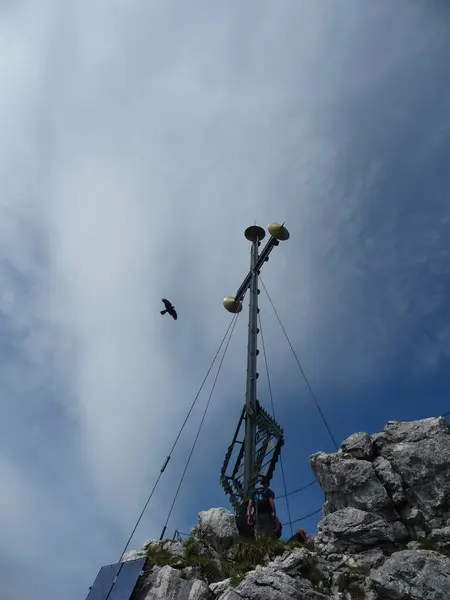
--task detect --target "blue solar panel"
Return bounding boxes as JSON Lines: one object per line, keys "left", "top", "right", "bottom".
{"left": 85, "top": 558, "right": 146, "bottom": 600}
{"left": 85, "top": 563, "right": 121, "bottom": 600}
{"left": 109, "top": 558, "right": 147, "bottom": 600}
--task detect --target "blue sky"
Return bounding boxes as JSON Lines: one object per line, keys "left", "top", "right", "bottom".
{"left": 1, "top": 1, "right": 450, "bottom": 599}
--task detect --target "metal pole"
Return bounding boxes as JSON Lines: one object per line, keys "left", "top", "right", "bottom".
{"left": 243, "top": 238, "right": 259, "bottom": 501}
{"left": 222, "top": 222, "right": 290, "bottom": 518}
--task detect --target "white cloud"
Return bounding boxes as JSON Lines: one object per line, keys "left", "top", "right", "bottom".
{"left": 1, "top": 1, "right": 450, "bottom": 598}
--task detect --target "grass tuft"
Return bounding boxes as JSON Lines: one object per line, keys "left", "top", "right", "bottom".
{"left": 146, "top": 535, "right": 320, "bottom": 588}
{"left": 183, "top": 537, "right": 201, "bottom": 559}
{"left": 146, "top": 547, "right": 180, "bottom": 567}
{"left": 220, "top": 536, "right": 293, "bottom": 587}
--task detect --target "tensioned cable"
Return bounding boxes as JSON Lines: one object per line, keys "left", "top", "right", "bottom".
{"left": 175, "top": 530, "right": 190, "bottom": 538}
{"left": 160, "top": 313, "right": 240, "bottom": 540}
{"left": 278, "top": 479, "right": 318, "bottom": 499}
{"left": 259, "top": 277, "right": 339, "bottom": 452}
{"left": 258, "top": 312, "right": 293, "bottom": 538}
{"left": 115, "top": 313, "right": 239, "bottom": 563}
{"left": 282, "top": 507, "right": 322, "bottom": 527}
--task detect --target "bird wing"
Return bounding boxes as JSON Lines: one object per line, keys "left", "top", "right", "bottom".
{"left": 162, "top": 298, "right": 171, "bottom": 309}
{"left": 171, "top": 309, "right": 178, "bottom": 320}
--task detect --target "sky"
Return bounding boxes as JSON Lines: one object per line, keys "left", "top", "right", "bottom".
{"left": 1, "top": 0, "right": 450, "bottom": 598}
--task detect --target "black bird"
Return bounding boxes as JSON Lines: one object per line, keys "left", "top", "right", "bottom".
{"left": 161, "top": 298, "right": 177, "bottom": 320}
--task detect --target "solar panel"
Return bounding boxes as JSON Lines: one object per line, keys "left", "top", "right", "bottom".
{"left": 85, "top": 563, "right": 121, "bottom": 600}
{"left": 85, "top": 558, "right": 147, "bottom": 600}
{"left": 109, "top": 558, "right": 147, "bottom": 600}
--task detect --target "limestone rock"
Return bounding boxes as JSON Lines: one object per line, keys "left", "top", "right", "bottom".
{"left": 191, "top": 508, "right": 238, "bottom": 556}
{"left": 217, "top": 569, "right": 329, "bottom": 599}
{"left": 217, "top": 548, "right": 330, "bottom": 600}
{"left": 209, "top": 578, "right": 231, "bottom": 595}
{"left": 429, "top": 516, "right": 448, "bottom": 530}
{"left": 406, "top": 541, "right": 422, "bottom": 550}
{"left": 428, "top": 526, "right": 450, "bottom": 551}
{"left": 110, "top": 416, "right": 450, "bottom": 600}
{"left": 121, "top": 550, "right": 148, "bottom": 562}
{"left": 138, "top": 565, "right": 210, "bottom": 600}
{"left": 372, "top": 456, "right": 405, "bottom": 504}
{"left": 391, "top": 520, "right": 409, "bottom": 542}
{"left": 398, "top": 505, "right": 426, "bottom": 540}
{"left": 268, "top": 547, "right": 317, "bottom": 577}
{"left": 331, "top": 571, "right": 347, "bottom": 592}
{"left": 310, "top": 453, "right": 392, "bottom": 515}
{"left": 381, "top": 417, "right": 449, "bottom": 444}
{"left": 340, "top": 432, "right": 373, "bottom": 460}
{"left": 181, "top": 566, "right": 203, "bottom": 580}
{"left": 342, "top": 547, "right": 386, "bottom": 572}
{"left": 370, "top": 549, "right": 450, "bottom": 600}
{"left": 398, "top": 505, "right": 423, "bottom": 526}
{"left": 377, "top": 418, "right": 450, "bottom": 522}
{"left": 317, "top": 507, "right": 395, "bottom": 553}
{"left": 313, "top": 416, "right": 450, "bottom": 535}
{"left": 143, "top": 540, "right": 185, "bottom": 558}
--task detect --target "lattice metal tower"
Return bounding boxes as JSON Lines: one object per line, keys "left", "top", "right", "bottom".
{"left": 221, "top": 223, "right": 290, "bottom": 521}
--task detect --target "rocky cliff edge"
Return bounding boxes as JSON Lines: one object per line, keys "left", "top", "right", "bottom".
{"left": 123, "top": 417, "right": 450, "bottom": 599}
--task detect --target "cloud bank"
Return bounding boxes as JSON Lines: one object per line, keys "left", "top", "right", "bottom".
{"left": 1, "top": 1, "right": 449, "bottom": 598}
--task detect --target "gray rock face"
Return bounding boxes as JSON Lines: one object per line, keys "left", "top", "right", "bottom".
{"left": 209, "top": 579, "right": 231, "bottom": 595}
{"left": 379, "top": 432, "right": 450, "bottom": 521}
{"left": 428, "top": 526, "right": 450, "bottom": 551}
{"left": 371, "top": 549, "right": 450, "bottom": 600}
{"left": 317, "top": 508, "right": 395, "bottom": 553}
{"left": 122, "top": 416, "right": 450, "bottom": 600}
{"left": 406, "top": 541, "right": 422, "bottom": 550}
{"left": 342, "top": 547, "right": 386, "bottom": 572}
{"left": 379, "top": 418, "right": 449, "bottom": 444}
{"left": 121, "top": 549, "right": 148, "bottom": 562}
{"left": 372, "top": 456, "right": 405, "bottom": 504}
{"left": 137, "top": 565, "right": 210, "bottom": 600}
{"left": 310, "top": 453, "right": 392, "bottom": 515}
{"left": 216, "top": 549, "right": 330, "bottom": 600}
{"left": 391, "top": 520, "right": 409, "bottom": 542}
{"left": 311, "top": 416, "right": 450, "bottom": 534}
{"left": 398, "top": 504, "right": 422, "bottom": 526}
{"left": 143, "top": 540, "right": 185, "bottom": 558}
{"left": 191, "top": 507, "right": 239, "bottom": 556}
{"left": 341, "top": 432, "right": 374, "bottom": 460}
{"left": 217, "top": 569, "right": 329, "bottom": 600}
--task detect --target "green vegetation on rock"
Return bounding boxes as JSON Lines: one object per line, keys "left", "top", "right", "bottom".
{"left": 146, "top": 535, "right": 316, "bottom": 588}
{"left": 145, "top": 547, "right": 181, "bottom": 567}
{"left": 222, "top": 536, "right": 287, "bottom": 586}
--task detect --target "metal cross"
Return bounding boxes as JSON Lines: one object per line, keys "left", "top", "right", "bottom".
{"left": 221, "top": 223, "right": 290, "bottom": 518}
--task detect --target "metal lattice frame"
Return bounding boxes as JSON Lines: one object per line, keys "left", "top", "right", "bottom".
{"left": 221, "top": 401, "right": 284, "bottom": 515}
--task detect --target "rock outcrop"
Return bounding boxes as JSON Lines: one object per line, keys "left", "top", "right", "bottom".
{"left": 191, "top": 507, "right": 239, "bottom": 557}
{"left": 125, "top": 416, "right": 450, "bottom": 600}
{"left": 311, "top": 416, "right": 450, "bottom": 539}
{"left": 371, "top": 549, "right": 450, "bottom": 600}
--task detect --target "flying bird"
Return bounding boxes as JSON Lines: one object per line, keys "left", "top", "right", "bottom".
{"left": 161, "top": 298, "right": 177, "bottom": 320}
